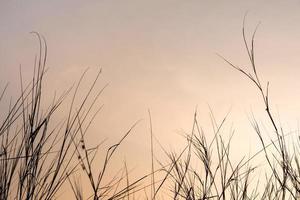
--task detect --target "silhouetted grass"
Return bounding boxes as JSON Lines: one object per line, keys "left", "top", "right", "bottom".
{"left": 0, "top": 33, "right": 149, "bottom": 200}
{"left": 159, "top": 17, "right": 300, "bottom": 200}
{"left": 2, "top": 18, "right": 300, "bottom": 200}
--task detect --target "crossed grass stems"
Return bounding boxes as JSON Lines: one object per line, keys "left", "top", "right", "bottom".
{"left": 1, "top": 20, "right": 300, "bottom": 199}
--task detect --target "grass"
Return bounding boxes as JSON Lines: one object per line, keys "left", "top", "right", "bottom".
{"left": 0, "top": 33, "right": 148, "bottom": 200}
{"left": 2, "top": 19, "right": 300, "bottom": 199}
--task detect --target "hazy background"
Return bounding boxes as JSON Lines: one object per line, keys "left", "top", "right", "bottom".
{"left": 1, "top": 0, "right": 300, "bottom": 197}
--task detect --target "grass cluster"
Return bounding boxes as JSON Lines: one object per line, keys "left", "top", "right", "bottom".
{"left": 1, "top": 22, "right": 300, "bottom": 200}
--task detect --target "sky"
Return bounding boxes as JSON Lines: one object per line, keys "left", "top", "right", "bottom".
{"left": 2, "top": 0, "right": 300, "bottom": 198}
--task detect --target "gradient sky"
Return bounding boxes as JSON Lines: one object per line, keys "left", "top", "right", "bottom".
{"left": 2, "top": 0, "right": 300, "bottom": 198}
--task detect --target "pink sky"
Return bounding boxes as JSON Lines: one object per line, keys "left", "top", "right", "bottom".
{"left": 1, "top": 0, "right": 300, "bottom": 198}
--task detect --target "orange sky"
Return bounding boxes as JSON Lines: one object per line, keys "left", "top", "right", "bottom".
{"left": 2, "top": 0, "right": 300, "bottom": 198}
